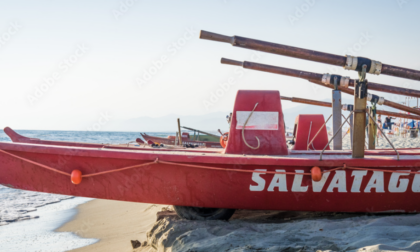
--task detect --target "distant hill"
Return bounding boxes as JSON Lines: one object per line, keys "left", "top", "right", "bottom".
{"left": 102, "top": 96, "right": 396, "bottom": 132}
{"left": 102, "top": 112, "right": 231, "bottom": 132}
{"left": 103, "top": 107, "right": 328, "bottom": 133}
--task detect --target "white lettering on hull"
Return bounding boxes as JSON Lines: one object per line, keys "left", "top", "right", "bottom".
{"left": 312, "top": 172, "right": 330, "bottom": 192}
{"left": 389, "top": 170, "right": 410, "bottom": 193}
{"left": 250, "top": 169, "right": 419, "bottom": 193}
{"left": 412, "top": 172, "right": 420, "bottom": 192}
{"left": 267, "top": 170, "right": 287, "bottom": 192}
{"left": 327, "top": 170, "right": 347, "bottom": 192}
{"left": 351, "top": 171, "right": 367, "bottom": 192}
{"left": 291, "top": 170, "right": 308, "bottom": 192}
{"left": 250, "top": 169, "right": 266, "bottom": 191}
{"left": 364, "top": 171, "right": 385, "bottom": 193}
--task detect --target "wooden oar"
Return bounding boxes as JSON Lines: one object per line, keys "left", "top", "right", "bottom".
{"left": 201, "top": 30, "right": 420, "bottom": 81}
{"left": 221, "top": 58, "right": 420, "bottom": 117}
{"left": 281, "top": 95, "right": 420, "bottom": 120}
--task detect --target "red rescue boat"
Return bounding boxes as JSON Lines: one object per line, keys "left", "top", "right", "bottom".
{"left": 3, "top": 29, "right": 420, "bottom": 220}
{"left": 1, "top": 90, "right": 420, "bottom": 220}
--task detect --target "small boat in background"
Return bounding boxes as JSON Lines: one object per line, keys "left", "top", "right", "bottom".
{"left": 141, "top": 126, "right": 222, "bottom": 148}
{"left": 4, "top": 127, "right": 220, "bottom": 153}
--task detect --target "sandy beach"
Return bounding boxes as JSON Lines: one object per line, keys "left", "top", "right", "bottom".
{"left": 61, "top": 201, "right": 420, "bottom": 252}
{"left": 58, "top": 200, "right": 166, "bottom": 252}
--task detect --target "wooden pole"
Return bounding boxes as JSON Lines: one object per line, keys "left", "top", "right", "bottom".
{"left": 352, "top": 66, "right": 368, "bottom": 158}
{"left": 225, "top": 59, "right": 420, "bottom": 98}
{"left": 281, "top": 96, "right": 332, "bottom": 108}
{"left": 181, "top": 126, "right": 220, "bottom": 138}
{"left": 202, "top": 31, "right": 420, "bottom": 81}
{"left": 373, "top": 109, "right": 377, "bottom": 146}
{"left": 368, "top": 107, "right": 376, "bottom": 149}
{"left": 281, "top": 95, "right": 420, "bottom": 120}
{"left": 219, "top": 58, "right": 420, "bottom": 116}
{"left": 177, "top": 118, "right": 183, "bottom": 145}
{"left": 353, "top": 96, "right": 367, "bottom": 157}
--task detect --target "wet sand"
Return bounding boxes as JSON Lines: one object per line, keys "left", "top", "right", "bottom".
{"left": 58, "top": 200, "right": 164, "bottom": 252}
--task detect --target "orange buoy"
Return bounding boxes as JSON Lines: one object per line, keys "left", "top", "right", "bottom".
{"left": 311, "top": 166, "right": 322, "bottom": 182}
{"left": 71, "top": 170, "right": 82, "bottom": 185}
{"left": 220, "top": 132, "right": 229, "bottom": 148}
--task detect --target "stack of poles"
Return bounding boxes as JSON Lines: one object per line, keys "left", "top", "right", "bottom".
{"left": 200, "top": 30, "right": 420, "bottom": 157}
{"left": 219, "top": 58, "right": 420, "bottom": 152}
{"left": 280, "top": 96, "right": 420, "bottom": 121}
{"left": 280, "top": 96, "right": 420, "bottom": 147}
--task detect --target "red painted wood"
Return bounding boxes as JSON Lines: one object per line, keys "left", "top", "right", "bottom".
{"left": 292, "top": 114, "right": 330, "bottom": 151}
{"left": 225, "top": 90, "right": 288, "bottom": 155}
{"left": 0, "top": 142, "right": 420, "bottom": 212}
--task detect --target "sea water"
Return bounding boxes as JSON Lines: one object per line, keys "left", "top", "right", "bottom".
{"left": 0, "top": 129, "right": 170, "bottom": 251}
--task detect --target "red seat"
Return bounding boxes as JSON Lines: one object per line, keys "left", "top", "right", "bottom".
{"left": 292, "top": 114, "right": 330, "bottom": 151}
{"left": 225, "top": 90, "right": 288, "bottom": 155}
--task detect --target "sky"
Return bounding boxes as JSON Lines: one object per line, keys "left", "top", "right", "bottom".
{"left": 1, "top": 0, "right": 420, "bottom": 131}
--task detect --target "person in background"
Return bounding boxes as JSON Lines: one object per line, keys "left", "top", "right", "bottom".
{"left": 385, "top": 116, "right": 395, "bottom": 129}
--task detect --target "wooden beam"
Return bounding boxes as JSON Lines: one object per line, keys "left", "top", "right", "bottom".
{"left": 352, "top": 83, "right": 367, "bottom": 158}
{"left": 368, "top": 107, "right": 376, "bottom": 150}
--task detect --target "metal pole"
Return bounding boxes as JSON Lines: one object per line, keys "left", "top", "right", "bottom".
{"left": 332, "top": 77, "right": 342, "bottom": 150}
{"left": 350, "top": 113, "right": 354, "bottom": 149}
{"left": 177, "top": 118, "right": 183, "bottom": 145}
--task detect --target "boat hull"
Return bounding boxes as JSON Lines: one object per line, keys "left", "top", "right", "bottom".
{"left": 1, "top": 142, "right": 420, "bottom": 213}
